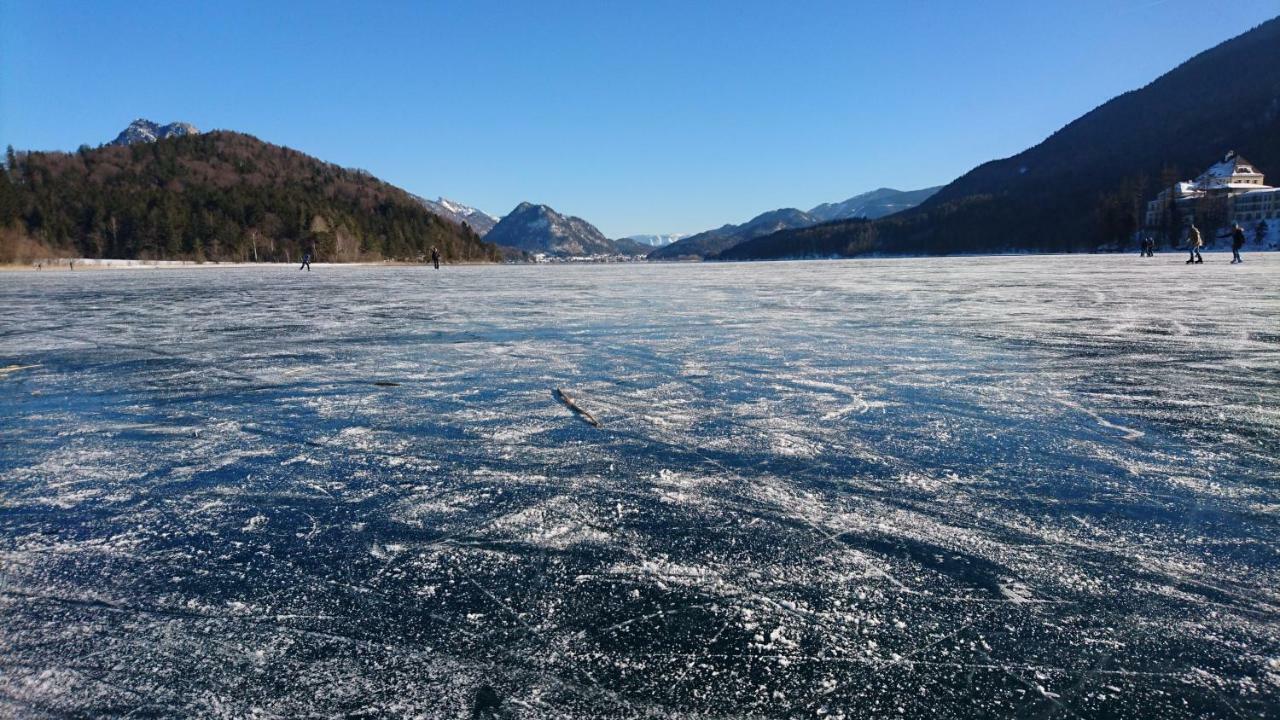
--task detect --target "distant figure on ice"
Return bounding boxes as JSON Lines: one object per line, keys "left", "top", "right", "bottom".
{"left": 1139, "top": 235, "right": 1155, "bottom": 257}
{"left": 1230, "top": 222, "right": 1246, "bottom": 264}
{"left": 1186, "top": 223, "right": 1203, "bottom": 264}
{"left": 431, "top": 246, "right": 441, "bottom": 270}
{"left": 300, "top": 252, "right": 311, "bottom": 272}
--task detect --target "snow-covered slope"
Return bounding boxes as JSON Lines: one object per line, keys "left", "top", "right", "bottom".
{"left": 415, "top": 196, "right": 499, "bottom": 236}
{"left": 107, "top": 119, "right": 200, "bottom": 146}
{"left": 485, "top": 202, "right": 624, "bottom": 256}
{"left": 626, "top": 234, "right": 688, "bottom": 248}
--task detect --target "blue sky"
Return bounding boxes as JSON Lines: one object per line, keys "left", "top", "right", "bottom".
{"left": 2, "top": 1, "right": 1277, "bottom": 237}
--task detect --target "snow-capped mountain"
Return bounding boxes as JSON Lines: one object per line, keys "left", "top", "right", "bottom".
{"left": 415, "top": 196, "right": 500, "bottom": 236}
{"left": 485, "top": 202, "right": 627, "bottom": 256}
{"left": 626, "top": 233, "right": 688, "bottom": 248}
{"left": 807, "top": 186, "right": 942, "bottom": 223}
{"left": 108, "top": 119, "right": 200, "bottom": 146}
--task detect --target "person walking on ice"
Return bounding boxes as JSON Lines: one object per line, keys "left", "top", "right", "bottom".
{"left": 1230, "top": 222, "right": 1246, "bottom": 264}
{"left": 1186, "top": 222, "right": 1203, "bottom": 264}
{"left": 300, "top": 251, "right": 311, "bottom": 271}
{"left": 431, "top": 246, "right": 440, "bottom": 270}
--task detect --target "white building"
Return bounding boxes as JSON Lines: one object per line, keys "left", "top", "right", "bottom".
{"left": 1144, "top": 151, "right": 1279, "bottom": 228}
{"left": 1143, "top": 181, "right": 1201, "bottom": 228}
{"left": 1231, "top": 187, "right": 1280, "bottom": 225}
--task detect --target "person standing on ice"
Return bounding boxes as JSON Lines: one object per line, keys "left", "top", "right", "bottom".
{"left": 300, "top": 251, "right": 311, "bottom": 272}
{"left": 1230, "top": 222, "right": 1246, "bottom": 264}
{"left": 431, "top": 246, "right": 440, "bottom": 270}
{"left": 1186, "top": 223, "right": 1203, "bottom": 264}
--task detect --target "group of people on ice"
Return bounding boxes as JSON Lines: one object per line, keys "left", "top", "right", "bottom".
{"left": 1141, "top": 221, "right": 1248, "bottom": 264}
{"left": 295, "top": 246, "right": 443, "bottom": 270}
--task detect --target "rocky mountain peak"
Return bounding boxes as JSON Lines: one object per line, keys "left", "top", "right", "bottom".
{"left": 108, "top": 119, "right": 200, "bottom": 146}
{"left": 485, "top": 201, "right": 626, "bottom": 257}
{"left": 413, "top": 195, "right": 500, "bottom": 236}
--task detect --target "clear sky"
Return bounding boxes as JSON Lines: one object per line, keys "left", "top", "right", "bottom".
{"left": 2, "top": 1, "right": 1277, "bottom": 237}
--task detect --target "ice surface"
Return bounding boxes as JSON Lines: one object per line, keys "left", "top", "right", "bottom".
{"left": 1, "top": 255, "right": 1278, "bottom": 718}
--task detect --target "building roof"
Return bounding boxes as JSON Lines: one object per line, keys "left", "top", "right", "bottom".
{"left": 1196, "top": 151, "right": 1263, "bottom": 183}
{"left": 1235, "top": 187, "right": 1280, "bottom": 199}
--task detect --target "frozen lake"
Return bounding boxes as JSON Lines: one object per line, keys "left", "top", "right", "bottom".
{"left": 2, "top": 255, "right": 1278, "bottom": 718}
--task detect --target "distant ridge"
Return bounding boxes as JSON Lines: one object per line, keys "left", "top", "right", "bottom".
{"left": 649, "top": 208, "right": 816, "bottom": 260}
{"left": 807, "top": 186, "right": 942, "bottom": 224}
{"left": 415, "top": 196, "right": 500, "bottom": 236}
{"left": 650, "top": 186, "right": 940, "bottom": 260}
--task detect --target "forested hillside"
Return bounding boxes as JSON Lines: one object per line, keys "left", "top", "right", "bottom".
{"left": 0, "top": 132, "right": 501, "bottom": 263}
{"left": 727, "top": 17, "right": 1280, "bottom": 260}
{"left": 648, "top": 208, "right": 816, "bottom": 260}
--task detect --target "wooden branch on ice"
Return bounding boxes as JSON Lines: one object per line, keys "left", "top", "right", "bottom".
{"left": 555, "top": 388, "right": 601, "bottom": 428}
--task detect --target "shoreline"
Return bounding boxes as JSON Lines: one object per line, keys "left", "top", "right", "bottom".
{"left": 0, "top": 258, "right": 498, "bottom": 272}
{"left": 5, "top": 249, "right": 1275, "bottom": 272}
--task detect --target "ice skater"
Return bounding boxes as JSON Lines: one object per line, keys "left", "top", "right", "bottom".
{"left": 431, "top": 246, "right": 440, "bottom": 270}
{"left": 1185, "top": 223, "right": 1203, "bottom": 264}
{"left": 300, "top": 252, "right": 311, "bottom": 271}
{"left": 1230, "top": 222, "right": 1246, "bottom": 263}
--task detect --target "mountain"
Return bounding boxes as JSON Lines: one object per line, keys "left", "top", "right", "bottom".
{"left": 648, "top": 187, "right": 940, "bottom": 260}
{"left": 415, "top": 196, "right": 499, "bottom": 236}
{"left": 0, "top": 131, "right": 500, "bottom": 263}
{"left": 626, "top": 233, "right": 687, "bottom": 247}
{"left": 807, "top": 186, "right": 942, "bottom": 223}
{"left": 609, "top": 236, "right": 658, "bottom": 255}
{"left": 485, "top": 202, "right": 634, "bottom": 256}
{"left": 108, "top": 119, "right": 200, "bottom": 146}
{"left": 648, "top": 208, "right": 817, "bottom": 260}
{"left": 724, "top": 18, "right": 1280, "bottom": 260}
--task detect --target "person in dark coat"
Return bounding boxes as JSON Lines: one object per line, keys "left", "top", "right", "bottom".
{"left": 300, "top": 252, "right": 311, "bottom": 271}
{"left": 1230, "top": 222, "right": 1246, "bottom": 264}
{"left": 431, "top": 246, "right": 441, "bottom": 270}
